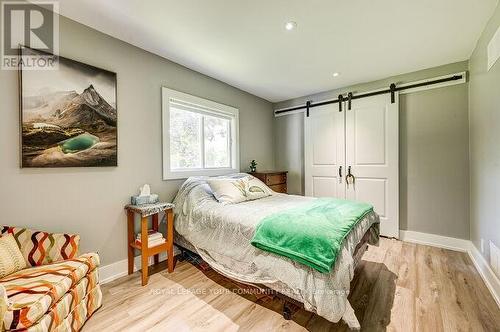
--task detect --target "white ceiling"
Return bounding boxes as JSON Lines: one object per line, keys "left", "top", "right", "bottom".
{"left": 58, "top": 0, "right": 498, "bottom": 102}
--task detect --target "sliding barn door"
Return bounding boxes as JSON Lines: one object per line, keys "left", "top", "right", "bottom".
{"left": 304, "top": 103, "right": 345, "bottom": 198}
{"left": 346, "top": 94, "right": 399, "bottom": 238}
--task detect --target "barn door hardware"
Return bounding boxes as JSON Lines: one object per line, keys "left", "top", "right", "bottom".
{"left": 390, "top": 83, "right": 396, "bottom": 104}
{"left": 306, "top": 100, "right": 311, "bottom": 117}
{"left": 274, "top": 74, "right": 463, "bottom": 116}
{"left": 347, "top": 92, "right": 353, "bottom": 110}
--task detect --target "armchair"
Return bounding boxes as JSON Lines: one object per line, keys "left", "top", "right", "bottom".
{"left": 0, "top": 226, "right": 102, "bottom": 331}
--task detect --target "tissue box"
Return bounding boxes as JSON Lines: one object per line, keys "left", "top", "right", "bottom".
{"left": 131, "top": 194, "right": 159, "bottom": 205}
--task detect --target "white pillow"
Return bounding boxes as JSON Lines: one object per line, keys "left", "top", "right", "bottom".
{"left": 207, "top": 175, "right": 273, "bottom": 204}
{"left": 206, "top": 177, "right": 248, "bottom": 204}
{"left": 246, "top": 175, "right": 272, "bottom": 201}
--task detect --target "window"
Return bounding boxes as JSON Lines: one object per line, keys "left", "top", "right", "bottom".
{"left": 162, "top": 87, "right": 239, "bottom": 180}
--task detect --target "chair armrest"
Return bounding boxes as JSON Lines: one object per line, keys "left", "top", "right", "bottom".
{"left": 77, "top": 252, "right": 101, "bottom": 269}
{"left": 0, "top": 283, "right": 8, "bottom": 329}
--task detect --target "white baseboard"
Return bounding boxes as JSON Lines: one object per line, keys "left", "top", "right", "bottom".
{"left": 400, "top": 230, "right": 470, "bottom": 252}
{"left": 467, "top": 242, "right": 500, "bottom": 308}
{"left": 99, "top": 247, "right": 180, "bottom": 284}
{"left": 400, "top": 230, "right": 499, "bottom": 308}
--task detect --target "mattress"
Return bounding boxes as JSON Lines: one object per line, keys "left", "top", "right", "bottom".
{"left": 172, "top": 176, "right": 380, "bottom": 328}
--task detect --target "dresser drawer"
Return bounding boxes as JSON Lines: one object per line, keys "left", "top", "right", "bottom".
{"left": 269, "top": 183, "right": 287, "bottom": 194}
{"left": 265, "top": 173, "right": 287, "bottom": 186}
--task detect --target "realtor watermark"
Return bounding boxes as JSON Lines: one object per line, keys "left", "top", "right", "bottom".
{"left": 149, "top": 287, "right": 350, "bottom": 297}
{"left": 1, "top": 1, "right": 59, "bottom": 70}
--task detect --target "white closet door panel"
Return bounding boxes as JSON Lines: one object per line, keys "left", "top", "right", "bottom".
{"left": 312, "top": 177, "right": 338, "bottom": 197}
{"left": 346, "top": 93, "right": 399, "bottom": 238}
{"left": 352, "top": 178, "right": 387, "bottom": 216}
{"left": 354, "top": 105, "right": 386, "bottom": 165}
{"left": 312, "top": 114, "right": 337, "bottom": 165}
{"left": 305, "top": 103, "right": 345, "bottom": 198}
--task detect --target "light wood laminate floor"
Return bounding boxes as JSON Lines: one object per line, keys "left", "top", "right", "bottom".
{"left": 83, "top": 238, "right": 500, "bottom": 331}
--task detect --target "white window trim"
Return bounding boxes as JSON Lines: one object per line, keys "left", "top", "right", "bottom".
{"left": 162, "top": 87, "right": 240, "bottom": 180}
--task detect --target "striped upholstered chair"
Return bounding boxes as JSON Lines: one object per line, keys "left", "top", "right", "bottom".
{"left": 0, "top": 226, "right": 102, "bottom": 331}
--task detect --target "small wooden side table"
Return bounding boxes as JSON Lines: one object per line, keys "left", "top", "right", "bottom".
{"left": 125, "top": 202, "right": 175, "bottom": 286}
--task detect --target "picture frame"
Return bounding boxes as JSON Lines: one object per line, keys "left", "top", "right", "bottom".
{"left": 19, "top": 46, "right": 118, "bottom": 167}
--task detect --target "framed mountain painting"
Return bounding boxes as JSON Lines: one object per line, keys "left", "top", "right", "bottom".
{"left": 19, "top": 47, "right": 117, "bottom": 167}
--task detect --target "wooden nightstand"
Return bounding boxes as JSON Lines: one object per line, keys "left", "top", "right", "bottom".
{"left": 249, "top": 171, "right": 288, "bottom": 193}
{"left": 125, "top": 202, "right": 175, "bottom": 286}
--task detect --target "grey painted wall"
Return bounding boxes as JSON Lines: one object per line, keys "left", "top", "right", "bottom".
{"left": 274, "top": 62, "right": 470, "bottom": 239}
{"left": 0, "top": 14, "right": 275, "bottom": 265}
{"left": 400, "top": 85, "right": 469, "bottom": 238}
{"left": 469, "top": 3, "right": 500, "bottom": 265}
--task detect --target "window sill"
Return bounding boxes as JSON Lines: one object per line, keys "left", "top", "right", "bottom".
{"left": 163, "top": 167, "right": 240, "bottom": 180}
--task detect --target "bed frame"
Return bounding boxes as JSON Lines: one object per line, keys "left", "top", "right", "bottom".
{"left": 176, "top": 227, "right": 374, "bottom": 321}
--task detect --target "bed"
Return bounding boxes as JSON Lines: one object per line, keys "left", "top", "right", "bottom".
{"left": 172, "top": 175, "right": 380, "bottom": 329}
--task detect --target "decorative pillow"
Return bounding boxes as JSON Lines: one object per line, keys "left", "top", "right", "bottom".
{"left": 246, "top": 175, "right": 272, "bottom": 201}
{"left": 1, "top": 226, "right": 80, "bottom": 267}
{"left": 0, "top": 234, "right": 26, "bottom": 278}
{"left": 207, "top": 174, "right": 273, "bottom": 204}
{"left": 206, "top": 177, "right": 248, "bottom": 204}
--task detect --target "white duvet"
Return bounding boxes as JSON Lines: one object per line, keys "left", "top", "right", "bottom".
{"left": 172, "top": 176, "right": 379, "bottom": 329}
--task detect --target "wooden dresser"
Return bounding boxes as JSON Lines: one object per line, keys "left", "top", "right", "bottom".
{"left": 249, "top": 171, "right": 288, "bottom": 194}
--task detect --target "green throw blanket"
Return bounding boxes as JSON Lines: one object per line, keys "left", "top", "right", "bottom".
{"left": 251, "top": 198, "right": 373, "bottom": 273}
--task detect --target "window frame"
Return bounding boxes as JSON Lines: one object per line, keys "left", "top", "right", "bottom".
{"left": 162, "top": 87, "right": 240, "bottom": 180}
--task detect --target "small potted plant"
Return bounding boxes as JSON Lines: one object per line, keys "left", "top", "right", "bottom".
{"left": 249, "top": 160, "right": 257, "bottom": 173}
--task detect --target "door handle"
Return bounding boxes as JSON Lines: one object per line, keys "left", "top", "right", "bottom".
{"left": 339, "top": 166, "right": 342, "bottom": 178}
{"left": 346, "top": 166, "right": 355, "bottom": 186}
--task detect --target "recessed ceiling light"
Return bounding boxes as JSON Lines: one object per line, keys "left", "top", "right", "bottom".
{"left": 333, "top": 72, "right": 340, "bottom": 77}
{"left": 285, "top": 21, "right": 297, "bottom": 31}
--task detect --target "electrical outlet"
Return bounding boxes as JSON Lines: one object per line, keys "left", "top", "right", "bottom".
{"left": 490, "top": 241, "right": 500, "bottom": 277}
{"left": 481, "top": 238, "right": 485, "bottom": 253}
